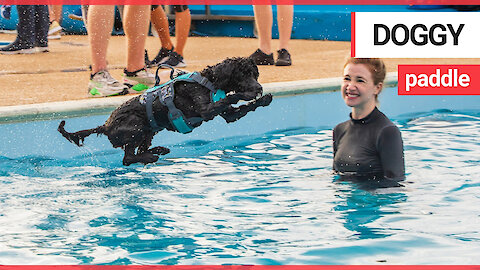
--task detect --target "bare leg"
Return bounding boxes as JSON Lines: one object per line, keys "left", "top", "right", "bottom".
{"left": 174, "top": 9, "right": 191, "bottom": 56}
{"left": 49, "top": 5, "right": 62, "bottom": 23}
{"left": 151, "top": 6, "right": 174, "bottom": 50}
{"left": 123, "top": 5, "right": 151, "bottom": 72}
{"left": 276, "top": 5, "right": 293, "bottom": 50}
{"left": 87, "top": 5, "right": 114, "bottom": 74}
{"left": 253, "top": 5, "right": 273, "bottom": 54}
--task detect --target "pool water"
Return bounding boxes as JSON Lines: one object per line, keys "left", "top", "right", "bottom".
{"left": 0, "top": 90, "right": 480, "bottom": 264}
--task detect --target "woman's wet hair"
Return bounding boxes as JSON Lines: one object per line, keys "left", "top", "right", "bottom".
{"left": 344, "top": 57, "right": 386, "bottom": 86}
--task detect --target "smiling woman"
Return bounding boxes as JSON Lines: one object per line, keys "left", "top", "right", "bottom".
{"left": 333, "top": 57, "right": 405, "bottom": 181}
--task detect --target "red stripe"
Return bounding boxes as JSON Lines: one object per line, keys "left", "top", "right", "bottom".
{"left": 4, "top": 0, "right": 480, "bottom": 4}
{"left": 0, "top": 266, "right": 480, "bottom": 270}
{"left": 351, "top": 12, "right": 355, "bottom": 58}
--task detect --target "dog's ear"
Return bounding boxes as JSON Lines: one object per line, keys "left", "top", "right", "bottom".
{"left": 246, "top": 57, "right": 260, "bottom": 79}
{"left": 247, "top": 57, "right": 257, "bottom": 67}
{"left": 202, "top": 57, "right": 259, "bottom": 92}
{"left": 215, "top": 58, "right": 237, "bottom": 77}
{"left": 234, "top": 57, "right": 259, "bottom": 80}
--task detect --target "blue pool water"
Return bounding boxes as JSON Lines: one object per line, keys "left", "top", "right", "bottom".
{"left": 1, "top": 89, "right": 480, "bottom": 264}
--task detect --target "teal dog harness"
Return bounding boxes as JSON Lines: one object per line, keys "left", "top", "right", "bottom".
{"left": 140, "top": 69, "right": 226, "bottom": 134}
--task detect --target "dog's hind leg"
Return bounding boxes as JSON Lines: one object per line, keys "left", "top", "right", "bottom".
{"left": 123, "top": 143, "right": 159, "bottom": 166}
{"left": 137, "top": 134, "right": 154, "bottom": 155}
{"left": 136, "top": 152, "right": 159, "bottom": 165}
{"left": 137, "top": 134, "right": 170, "bottom": 156}
{"left": 123, "top": 145, "right": 138, "bottom": 166}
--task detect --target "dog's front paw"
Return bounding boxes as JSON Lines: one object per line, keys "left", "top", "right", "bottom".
{"left": 256, "top": 93, "right": 273, "bottom": 107}
{"left": 150, "top": 146, "right": 170, "bottom": 155}
{"left": 141, "top": 155, "right": 159, "bottom": 165}
{"left": 227, "top": 94, "right": 241, "bottom": 104}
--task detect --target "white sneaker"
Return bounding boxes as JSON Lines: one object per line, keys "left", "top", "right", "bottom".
{"left": 123, "top": 68, "right": 156, "bottom": 94}
{"left": 47, "top": 34, "right": 61, "bottom": 40}
{"left": 88, "top": 70, "right": 129, "bottom": 97}
{"left": 35, "top": 46, "right": 49, "bottom": 53}
{"left": 48, "top": 20, "right": 61, "bottom": 34}
{"left": 48, "top": 21, "right": 62, "bottom": 40}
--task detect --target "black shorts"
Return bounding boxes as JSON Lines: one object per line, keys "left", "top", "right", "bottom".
{"left": 151, "top": 5, "right": 189, "bottom": 13}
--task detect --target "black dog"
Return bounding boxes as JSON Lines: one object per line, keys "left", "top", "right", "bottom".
{"left": 58, "top": 57, "right": 272, "bottom": 165}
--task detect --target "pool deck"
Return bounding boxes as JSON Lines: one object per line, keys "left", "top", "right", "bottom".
{"left": 0, "top": 32, "right": 479, "bottom": 119}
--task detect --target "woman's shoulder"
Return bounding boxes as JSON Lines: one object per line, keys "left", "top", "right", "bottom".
{"left": 333, "top": 119, "right": 350, "bottom": 132}
{"left": 375, "top": 109, "right": 398, "bottom": 127}
{"left": 376, "top": 111, "right": 402, "bottom": 139}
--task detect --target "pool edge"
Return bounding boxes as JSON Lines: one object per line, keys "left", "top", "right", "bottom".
{"left": 0, "top": 72, "right": 398, "bottom": 123}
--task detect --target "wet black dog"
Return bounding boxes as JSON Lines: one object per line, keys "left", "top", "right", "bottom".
{"left": 58, "top": 57, "right": 272, "bottom": 165}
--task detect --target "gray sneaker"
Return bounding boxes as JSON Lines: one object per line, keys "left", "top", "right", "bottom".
{"left": 123, "top": 68, "right": 156, "bottom": 94}
{"left": 88, "top": 70, "right": 128, "bottom": 97}
{"left": 161, "top": 51, "right": 187, "bottom": 68}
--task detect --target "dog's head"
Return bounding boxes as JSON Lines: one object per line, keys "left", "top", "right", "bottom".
{"left": 201, "top": 57, "right": 263, "bottom": 101}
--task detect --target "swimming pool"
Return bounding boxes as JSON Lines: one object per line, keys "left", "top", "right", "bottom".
{"left": 1, "top": 89, "right": 480, "bottom": 264}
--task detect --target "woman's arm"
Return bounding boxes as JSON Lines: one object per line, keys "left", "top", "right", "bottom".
{"left": 377, "top": 125, "right": 405, "bottom": 180}
{"left": 332, "top": 127, "right": 339, "bottom": 171}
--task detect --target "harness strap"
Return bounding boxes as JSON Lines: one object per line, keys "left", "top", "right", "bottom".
{"left": 144, "top": 87, "right": 162, "bottom": 132}
{"left": 187, "top": 72, "right": 226, "bottom": 103}
{"left": 188, "top": 73, "right": 216, "bottom": 92}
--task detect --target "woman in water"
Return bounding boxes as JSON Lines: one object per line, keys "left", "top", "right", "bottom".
{"left": 333, "top": 58, "right": 405, "bottom": 181}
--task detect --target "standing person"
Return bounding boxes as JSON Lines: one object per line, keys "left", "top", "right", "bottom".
{"left": 249, "top": 5, "right": 293, "bottom": 66}
{"left": 149, "top": 5, "right": 191, "bottom": 68}
{"left": 0, "top": 5, "right": 49, "bottom": 54}
{"left": 333, "top": 58, "right": 405, "bottom": 180}
{"left": 87, "top": 5, "right": 155, "bottom": 97}
{"left": 48, "top": 5, "right": 63, "bottom": 40}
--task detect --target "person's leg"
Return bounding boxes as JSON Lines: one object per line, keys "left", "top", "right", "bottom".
{"left": 34, "top": 5, "right": 50, "bottom": 51}
{"left": 49, "top": 5, "right": 62, "bottom": 23}
{"left": 149, "top": 5, "right": 175, "bottom": 66}
{"left": 47, "top": 5, "right": 62, "bottom": 39}
{"left": 173, "top": 6, "right": 190, "bottom": 56}
{"left": 123, "top": 5, "right": 151, "bottom": 72}
{"left": 274, "top": 5, "right": 293, "bottom": 66}
{"left": 253, "top": 5, "right": 273, "bottom": 54}
{"left": 87, "top": 5, "right": 114, "bottom": 74}
{"left": 151, "top": 5, "right": 173, "bottom": 50}
{"left": 1, "top": 5, "right": 35, "bottom": 54}
{"left": 276, "top": 5, "right": 293, "bottom": 50}
{"left": 249, "top": 5, "right": 274, "bottom": 65}
{"left": 122, "top": 5, "right": 155, "bottom": 92}
{"left": 87, "top": 5, "right": 128, "bottom": 97}
{"left": 48, "top": 5, "right": 61, "bottom": 23}
{"left": 159, "top": 5, "right": 189, "bottom": 68}
{"left": 16, "top": 5, "right": 35, "bottom": 47}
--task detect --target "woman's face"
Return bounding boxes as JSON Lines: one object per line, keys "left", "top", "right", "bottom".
{"left": 342, "top": 63, "right": 382, "bottom": 110}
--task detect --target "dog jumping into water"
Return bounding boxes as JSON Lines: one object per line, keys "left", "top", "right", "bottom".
{"left": 58, "top": 57, "right": 273, "bottom": 165}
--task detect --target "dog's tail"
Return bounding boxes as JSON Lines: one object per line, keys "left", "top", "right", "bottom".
{"left": 58, "top": 120, "right": 105, "bottom": 147}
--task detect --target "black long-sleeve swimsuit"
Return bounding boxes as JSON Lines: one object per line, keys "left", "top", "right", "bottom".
{"left": 333, "top": 107, "right": 405, "bottom": 180}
